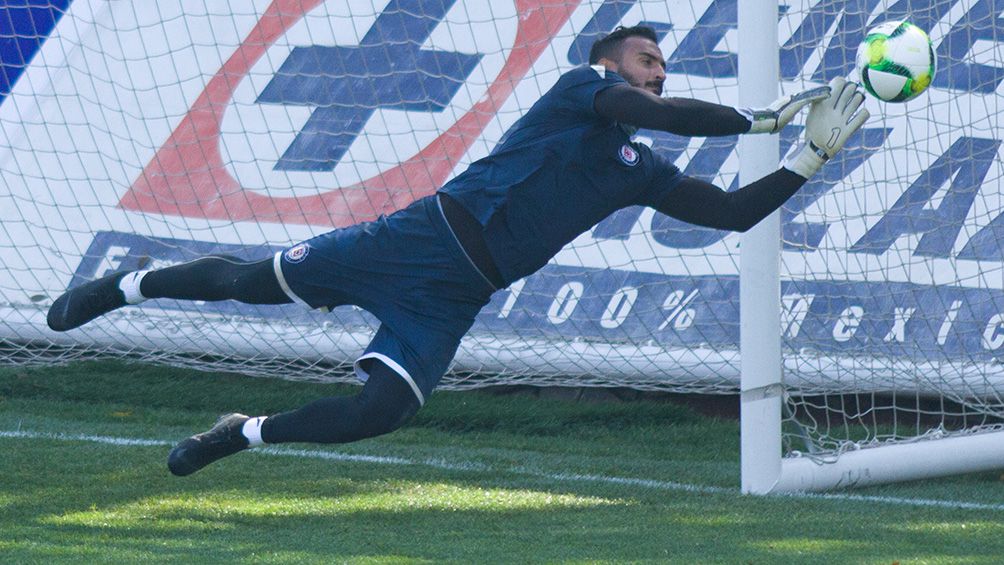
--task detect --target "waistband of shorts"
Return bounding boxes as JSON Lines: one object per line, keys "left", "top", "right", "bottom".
{"left": 423, "top": 195, "right": 501, "bottom": 293}
{"left": 436, "top": 193, "right": 506, "bottom": 289}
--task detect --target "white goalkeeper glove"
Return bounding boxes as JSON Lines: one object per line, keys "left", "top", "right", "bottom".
{"left": 739, "top": 85, "right": 831, "bottom": 134}
{"left": 781, "top": 77, "right": 870, "bottom": 179}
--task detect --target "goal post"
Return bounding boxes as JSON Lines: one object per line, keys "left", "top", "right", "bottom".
{"left": 738, "top": 0, "right": 783, "bottom": 494}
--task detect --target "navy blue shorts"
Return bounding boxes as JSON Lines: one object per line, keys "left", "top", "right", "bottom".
{"left": 273, "top": 195, "right": 495, "bottom": 405}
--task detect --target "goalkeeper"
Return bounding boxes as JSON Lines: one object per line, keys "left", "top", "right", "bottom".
{"left": 47, "top": 26, "right": 868, "bottom": 476}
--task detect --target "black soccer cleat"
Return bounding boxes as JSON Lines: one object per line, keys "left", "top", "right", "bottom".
{"left": 47, "top": 271, "right": 130, "bottom": 331}
{"left": 168, "top": 413, "right": 250, "bottom": 477}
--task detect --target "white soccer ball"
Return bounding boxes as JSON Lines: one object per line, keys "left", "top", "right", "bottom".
{"left": 855, "top": 21, "right": 936, "bottom": 103}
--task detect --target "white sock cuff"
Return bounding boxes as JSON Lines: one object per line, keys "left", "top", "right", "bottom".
{"left": 242, "top": 416, "right": 267, "bottom": 447}
{"left": 118, "top": 270, "right": 150, "bottom": 305}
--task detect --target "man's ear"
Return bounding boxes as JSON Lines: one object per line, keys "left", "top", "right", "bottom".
{"left": 596, "top": 57, "right": 618, "bottom": 73}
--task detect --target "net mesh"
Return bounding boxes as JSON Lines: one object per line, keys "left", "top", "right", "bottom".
{"left": 1, "top": 0, "right": 1003, "bottom": 460}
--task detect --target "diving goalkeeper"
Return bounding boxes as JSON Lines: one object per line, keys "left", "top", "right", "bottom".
{"left": 47, "top": 26, "right": 868, "bottom": 476}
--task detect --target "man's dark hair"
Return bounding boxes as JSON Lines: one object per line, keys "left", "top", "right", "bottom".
{"left": 588, "top": 26, "right": 659, "bottom": 65}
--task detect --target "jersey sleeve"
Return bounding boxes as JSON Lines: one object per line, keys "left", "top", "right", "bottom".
{"left": 553, "top": 65, "right": 629, "bottom": 118}
{"left": 636, "top": 150, "right": 684, "bottom": 207}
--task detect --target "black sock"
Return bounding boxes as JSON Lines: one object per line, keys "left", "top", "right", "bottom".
{"left": 140, "top": 256, "right": 291, "bottom": 304}
{"left": 261, "top": 360, "right": 421, "bottom": 444}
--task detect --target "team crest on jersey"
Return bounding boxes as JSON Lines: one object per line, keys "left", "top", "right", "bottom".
{"left": 618, "top": 144, "right": 639, "bottom": 166}
{"left": 284, "top": 243, "right": 309, "bottom": 264}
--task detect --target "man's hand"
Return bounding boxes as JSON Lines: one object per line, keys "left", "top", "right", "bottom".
{"left": 781, "top": 77, "right": 870, "bottom": 179}
{"left": 741, "top": 86, "right": 831, "bottom": 134}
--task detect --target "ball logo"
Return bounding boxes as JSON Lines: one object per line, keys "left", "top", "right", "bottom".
{"left": 618, "top": 144, "right": 639, "bottom": 166}
{"left": 284, "top": 243, "right": 309, "bottom": 264}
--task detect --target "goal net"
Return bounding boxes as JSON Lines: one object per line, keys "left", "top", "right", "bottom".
{"left": 1, "top": 0, "right": 1002, "bottom": 488}
{"left": 740, "top": 0, "right": 1004, "bottom": 490}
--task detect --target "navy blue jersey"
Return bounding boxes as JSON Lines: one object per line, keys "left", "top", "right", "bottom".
{"left": 439, "top": 65, "right": 683, "bottom": 284}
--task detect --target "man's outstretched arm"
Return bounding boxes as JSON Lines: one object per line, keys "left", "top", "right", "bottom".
{"left": 594, "top": 83, "right": 829, "bottom": 137}
{"left": 653, "top": 77, "right": 870, "bottom": 231}
{"left": 657, "top": 170, "right": 806, "bottom": 232}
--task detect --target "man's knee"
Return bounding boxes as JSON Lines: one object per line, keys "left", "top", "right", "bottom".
{"left": 353, "top": 359, "right": 423, "bottom": 439}
{"left": 354, "top": 384, "right": 420, "bottom": 439}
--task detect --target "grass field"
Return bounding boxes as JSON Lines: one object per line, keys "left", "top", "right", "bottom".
{"left": 3, "top": 361, "right": 1004, "bottom": 563}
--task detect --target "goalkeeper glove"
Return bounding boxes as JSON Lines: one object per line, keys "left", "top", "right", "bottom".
{"left": 782, "top": 77, "right": 870, "bottom": 179}
{"left": 740, "top": 85, "right": 831, "bottom": 134}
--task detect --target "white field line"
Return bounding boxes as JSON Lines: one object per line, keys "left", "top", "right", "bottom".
{"left": 4, "top": 429, "right": 1004, "bottom": 512}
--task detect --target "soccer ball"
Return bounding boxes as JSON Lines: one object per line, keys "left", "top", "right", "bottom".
{"left": 855, "top": 21, "right": 936, "bottom": 103}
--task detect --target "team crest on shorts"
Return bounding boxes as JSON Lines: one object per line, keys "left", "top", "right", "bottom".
{"left": 618, "top": 144, "right": 639, "bottom": 166}
{"left": 284, "top": 243, "right": 309, "bottom": 264}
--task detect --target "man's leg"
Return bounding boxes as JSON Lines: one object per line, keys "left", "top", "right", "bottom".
{"left": 167, "top": 359, "right": 421, "bottom": 476}
{"left": 47, "top": 256, "right": 291, "bottom": 331}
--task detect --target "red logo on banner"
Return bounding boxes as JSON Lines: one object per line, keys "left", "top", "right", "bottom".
{"left": 120, "top": 0, "right": 577, "bottom": 228}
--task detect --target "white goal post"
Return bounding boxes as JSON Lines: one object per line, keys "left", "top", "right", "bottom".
{"left": 1, "top": 0, "right": 1004, "bottom": 492}
{"left": 739, "top": 0, "right": 784, "bottom": 494}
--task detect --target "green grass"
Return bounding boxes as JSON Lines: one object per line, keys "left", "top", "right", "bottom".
{"left": 3, "top": 362, "right": 1004, "bottom": 563}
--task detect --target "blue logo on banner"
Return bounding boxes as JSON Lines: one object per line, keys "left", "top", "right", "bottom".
{"left": 59, "top": 0, "right": 1004, "bottom": 374}
{"left": 256, "top": 0, "right": 483, "bottom": 171}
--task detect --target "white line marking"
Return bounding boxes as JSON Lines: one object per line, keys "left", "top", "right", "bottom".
{"left": 4, "top": 429, "right": 1004, "bottom": 512}
{"left": 1, "top": 429, "right": 171, "bottom": 447}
